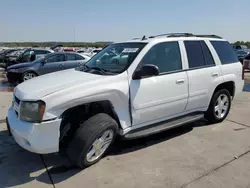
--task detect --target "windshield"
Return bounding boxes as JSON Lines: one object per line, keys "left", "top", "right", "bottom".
{"left": 82, "top": 42, "right": 147, "bottom": 74}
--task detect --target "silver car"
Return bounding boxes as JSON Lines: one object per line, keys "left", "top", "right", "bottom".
{"left": 6, "top": 52, "right": 90, "bottom": 82}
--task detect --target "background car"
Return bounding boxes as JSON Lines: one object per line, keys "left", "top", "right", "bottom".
{"left": 1, "top": 48, "right": 54, "bottom": 69}
{"left": 3, "top": 49, "right": 25, "bottom": 63}
{"left": 6, "top": 52, "right": 90, "bottom": 82}
{"left": 236, "top": 49, "right": 250, "bottom": 63}
{"left": 82, "top": 48, "right": 102, "bottom": 57}
{"left": 243, "top": 53, "right": 250, "bottom": 70}
{"left": 233, "top": 44, "right": 248, "bottom": 51}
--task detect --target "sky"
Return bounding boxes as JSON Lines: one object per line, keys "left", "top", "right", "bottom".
{"left": 0, "top": 0, "right": 249, "bottom": 43}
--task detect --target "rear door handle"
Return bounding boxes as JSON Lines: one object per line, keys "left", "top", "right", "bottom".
{"left": 212, "top": 73, "right": 219, "bottom": 77}
{"left": 176, "top": 79, "right": 185, "bottom": 84}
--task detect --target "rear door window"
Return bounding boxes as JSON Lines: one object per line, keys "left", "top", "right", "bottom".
{"left": 200, "top": 41, "right": 215, "bottom": 65}
{"left": 184, "top": 41, "right": 206, "bottom": 68}
{"left": 66, "top": 54, "right": 77, "bottom": 61}
{"left": 47, "top": 54, "right": 65, "bottom": 63}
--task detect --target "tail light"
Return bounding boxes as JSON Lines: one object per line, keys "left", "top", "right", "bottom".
{"left": 242, "top": 60, "right": 246, "bottom": 80}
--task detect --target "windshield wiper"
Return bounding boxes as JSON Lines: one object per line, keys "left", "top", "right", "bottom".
{"left": 79, "top": 64, "right": 115, "bottom": 75}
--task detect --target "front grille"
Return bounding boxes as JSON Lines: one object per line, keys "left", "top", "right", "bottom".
{"left": 15, "top": 96, "right": 20, "bottom": 105}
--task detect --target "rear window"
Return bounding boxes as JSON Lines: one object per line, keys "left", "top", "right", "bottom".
{"left": 210, "top": 41, "right": 238, "bottom": 64}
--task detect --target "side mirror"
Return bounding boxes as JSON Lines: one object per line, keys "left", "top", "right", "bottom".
{"left": 133, "top": 64, "right": 160, "bottom": 80}
{"left": 41, "top": 59, "right": 47, "bottom": 65}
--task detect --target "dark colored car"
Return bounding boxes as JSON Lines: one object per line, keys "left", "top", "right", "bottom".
{"left": 236, "top": 49, "right": 250, "bottom": 63}
{"left": 6, "top": 52, "right": 90, "bottom": 83}
{"left": 0, "top": 49, "right": 19, "bottom": 64}
{"left": 2, "top": 48, "right": 54, "bottom": 69}
{"left": 233, "top": 45, "right": 248, "bottom": 51}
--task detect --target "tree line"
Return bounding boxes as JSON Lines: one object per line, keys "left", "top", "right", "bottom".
{"left": 0, "top": 42, "right": 113, "bottom": 48}
{"left": 1, "top": 41, "right": 250, "bottom": 48}
{"left": 233, "top": 41, "right": 250, "bottom": 48}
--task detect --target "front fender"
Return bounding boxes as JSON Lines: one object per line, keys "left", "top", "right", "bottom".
{"left": 42, "top": 74, "right": 131, "bottom": 130}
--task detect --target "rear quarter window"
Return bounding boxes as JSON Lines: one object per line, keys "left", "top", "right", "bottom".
{"left": 210, "top": 41, "right": 239, "bottom": 64}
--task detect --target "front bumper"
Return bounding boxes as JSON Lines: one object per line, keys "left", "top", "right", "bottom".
{"left": 6, "top": 72, "right": 22, "bottom": 82}
{"left": 7, "top": 107, "right": 62, "bottom": 154}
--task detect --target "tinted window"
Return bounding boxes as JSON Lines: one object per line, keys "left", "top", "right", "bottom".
{"left": 184, "top": 41, "right": 206, "bottom": 68}
{"left": 140, "top": 42, "right": 182, "bottom": 73}
{"left": 210, "top": 41, "right": 238, "bottom": 64}
{"left": 35, "top": 50, "right": 50, "bottom": 54}
{"left": 47, "top": 54, "right": 65, "bottom": 63}
{"left": 66, "top": 54, "right": 77, "bottom": 61}
{"left": 75, "top": 54, "right": 85, "bottom": 60}
{"left": 200, "top": 41, "right": 215, "bottom": 65}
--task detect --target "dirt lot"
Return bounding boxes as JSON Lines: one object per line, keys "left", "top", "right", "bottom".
{"left": 0, "top": 72, "right": 250, "bottom": 188}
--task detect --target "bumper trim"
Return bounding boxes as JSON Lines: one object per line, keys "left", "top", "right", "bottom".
{"left": 6, "top": 117, "right": 12, "bottom": 136}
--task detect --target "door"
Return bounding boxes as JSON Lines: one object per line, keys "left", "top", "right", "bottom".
{"left": 130, "top": 41, "right": 188, "bottom": 126}
{"left": 39, "top": 54, "right": 65, "bottom": 74}
{"left": 183, "top": 40, "right": 223, "bottom": 111}
{"left": 64, "top": 53, "right": 79, "bottom": 69}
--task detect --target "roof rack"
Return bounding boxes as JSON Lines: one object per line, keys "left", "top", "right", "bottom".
{"left": 148, "top": 33, "right": 222, "bottom": 39}
{"left": 193, "top": 34, "right": 222, "bottom": 39}
{"left": 149, "top": 33, "right": 193, "bottom": 38}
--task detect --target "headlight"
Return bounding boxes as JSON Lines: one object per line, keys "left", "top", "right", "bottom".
{"left": 19, "top": 101, "right": 46, "bottom": 122}
{"left": 8, "top": 69, "right": 19, "bottom": 73}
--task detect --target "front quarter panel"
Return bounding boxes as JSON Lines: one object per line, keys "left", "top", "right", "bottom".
{"left": 42, "top": 72, "right": 131, "bottom": 129}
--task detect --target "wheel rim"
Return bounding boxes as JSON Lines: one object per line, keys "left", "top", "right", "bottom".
{"left": 86, "top": 129, "right": 114, "bottom": 163}
{"left": 23, "top": 73, "right": 36, "bottom": 81}
{"left": 214, "top": 94, "right": 229, "bottom": 119}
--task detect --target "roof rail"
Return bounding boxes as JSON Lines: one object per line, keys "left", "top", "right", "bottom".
{"left": 193, "top": 34, "right": 222, "bottom": 39}
{"left": 149, "top": 33, "right": 193, "bottom": 38}
{"left": 147, "top": 33, "right": 222, "bottom": 39}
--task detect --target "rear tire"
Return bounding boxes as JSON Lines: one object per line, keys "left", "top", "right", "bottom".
{"left": 204, "top": 89, "right": 231, "bottom": 123}
{"left": 66, "top": 113, "right": 118, "bottom": 168}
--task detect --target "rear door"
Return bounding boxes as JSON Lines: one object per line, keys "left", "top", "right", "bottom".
{"left": 64, "top": 53, "right": 79, "bottom": 69}
{"left": 183, "top": 40, "right": 223, "bottom": 111}
{"left": 38, "top": 54, "right": 65, "bottom": 74}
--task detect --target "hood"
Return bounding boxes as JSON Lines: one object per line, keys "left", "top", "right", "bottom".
{"left": 14, "top": 69, "right": 107, "bottom": 100}
{"left": 7, "top": 62, "right": 35, "bottom": 70}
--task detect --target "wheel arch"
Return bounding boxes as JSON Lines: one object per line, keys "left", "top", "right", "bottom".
{"left": 213, "top": 81, "right": 235, "bottom": 98}
{"left": 58, "top": 100, "right": 123, "bottom": 152}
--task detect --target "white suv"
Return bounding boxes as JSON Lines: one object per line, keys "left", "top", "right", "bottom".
{"left": 6, "top": 33, "right": 244, "bottom": 168}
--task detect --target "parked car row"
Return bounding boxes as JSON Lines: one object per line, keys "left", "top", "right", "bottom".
{"left": 0, "top": 48, "right": 54, "bottom": 69}
{"left": 6, "top": 52, "right": 91, "bottom": 82}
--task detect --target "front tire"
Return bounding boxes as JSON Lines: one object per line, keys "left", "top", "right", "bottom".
{"left": 205, "top": 89, "right": 231, "bottom": 123}
{"left": 22, "top": 72, "right": 37, "bottom": 82}
{"left": 66, "top": 113, "right": 118, "bottom": 168}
